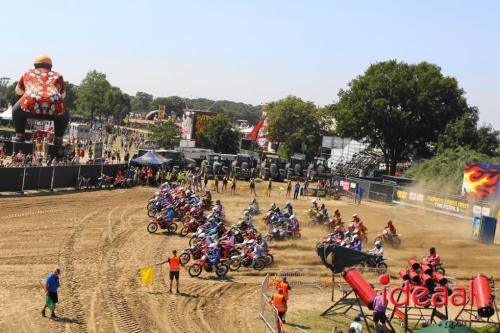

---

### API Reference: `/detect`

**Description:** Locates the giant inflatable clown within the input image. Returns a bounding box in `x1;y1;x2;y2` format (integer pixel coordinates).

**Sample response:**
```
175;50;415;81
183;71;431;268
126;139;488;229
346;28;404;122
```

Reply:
13;55;68;145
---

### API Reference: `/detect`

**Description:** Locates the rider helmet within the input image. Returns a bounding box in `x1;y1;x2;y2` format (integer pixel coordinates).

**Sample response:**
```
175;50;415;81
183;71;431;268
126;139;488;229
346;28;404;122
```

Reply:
375;240;382;248
199;233;206;238
167;205;173;210
286;201;291;207
208;243;217;249
352;213;359;218
388;220;393;225
289;214;295;220
334;226;341;233
430;247;436;254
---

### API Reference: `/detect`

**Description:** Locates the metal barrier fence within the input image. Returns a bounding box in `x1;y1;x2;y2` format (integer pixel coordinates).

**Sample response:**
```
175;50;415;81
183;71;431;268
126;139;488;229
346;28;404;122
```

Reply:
260;272;316;333
0;163;128;193
260;274;284;333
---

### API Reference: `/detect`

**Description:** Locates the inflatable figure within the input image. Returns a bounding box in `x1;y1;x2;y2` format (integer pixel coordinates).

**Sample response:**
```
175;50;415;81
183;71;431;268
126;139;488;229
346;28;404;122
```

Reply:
13;55;68;145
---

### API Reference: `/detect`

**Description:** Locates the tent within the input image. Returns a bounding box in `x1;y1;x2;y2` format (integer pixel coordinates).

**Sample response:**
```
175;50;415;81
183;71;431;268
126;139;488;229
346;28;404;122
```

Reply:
0;107;12;120
132;151;168;165
420;321;476;333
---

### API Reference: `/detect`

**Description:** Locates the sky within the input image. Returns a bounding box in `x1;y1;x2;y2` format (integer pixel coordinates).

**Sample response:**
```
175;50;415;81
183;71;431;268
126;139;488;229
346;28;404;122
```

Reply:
1;0;499;128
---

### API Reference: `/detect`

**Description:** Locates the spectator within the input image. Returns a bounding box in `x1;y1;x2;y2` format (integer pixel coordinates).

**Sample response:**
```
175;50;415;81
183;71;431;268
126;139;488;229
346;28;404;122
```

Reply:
293;181;300;200
350;315;363;333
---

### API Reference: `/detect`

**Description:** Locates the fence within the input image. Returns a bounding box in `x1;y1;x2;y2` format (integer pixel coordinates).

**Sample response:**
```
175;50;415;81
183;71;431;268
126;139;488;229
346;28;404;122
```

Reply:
260;271;318;333
0;163;128;193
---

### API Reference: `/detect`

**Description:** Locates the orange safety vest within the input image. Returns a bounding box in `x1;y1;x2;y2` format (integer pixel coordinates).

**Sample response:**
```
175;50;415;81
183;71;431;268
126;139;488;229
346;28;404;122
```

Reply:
169;256;180;272
271;293;287;312
276;282;290;300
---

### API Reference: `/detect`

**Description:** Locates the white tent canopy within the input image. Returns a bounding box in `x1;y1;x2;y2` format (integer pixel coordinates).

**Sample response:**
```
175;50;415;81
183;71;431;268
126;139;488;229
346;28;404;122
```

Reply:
0;107;12;120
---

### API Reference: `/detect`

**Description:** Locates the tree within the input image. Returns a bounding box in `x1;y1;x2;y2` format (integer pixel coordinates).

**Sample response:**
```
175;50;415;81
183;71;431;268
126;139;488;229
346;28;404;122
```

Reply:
198;114;241;153
2;81;19;106
150;96;185;117
76;70;111;126
332;60;477;174
64;81;78;112
131;91;153;112
266;96;331;159
151;121;181;149
475;125;500;157
103;86;131;122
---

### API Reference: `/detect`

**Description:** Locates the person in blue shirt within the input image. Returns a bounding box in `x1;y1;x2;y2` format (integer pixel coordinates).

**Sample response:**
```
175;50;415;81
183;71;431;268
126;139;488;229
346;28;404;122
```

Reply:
355;185;365;205
42;268;61;318
206;244;221;268
164;205;175;221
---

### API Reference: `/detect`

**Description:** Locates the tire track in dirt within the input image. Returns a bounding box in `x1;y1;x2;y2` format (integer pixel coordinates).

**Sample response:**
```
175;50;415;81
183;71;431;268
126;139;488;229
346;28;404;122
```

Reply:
57;210;100;333
100;205;144;333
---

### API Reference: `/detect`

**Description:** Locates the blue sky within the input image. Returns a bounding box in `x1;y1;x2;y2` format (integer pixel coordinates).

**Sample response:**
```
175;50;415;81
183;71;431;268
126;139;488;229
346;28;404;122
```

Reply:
1;0;499;127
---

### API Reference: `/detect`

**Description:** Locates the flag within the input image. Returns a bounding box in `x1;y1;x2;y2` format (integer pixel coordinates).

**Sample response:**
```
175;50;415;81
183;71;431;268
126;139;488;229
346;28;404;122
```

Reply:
140;266;153;286
264;188;269;196
239;186;247;191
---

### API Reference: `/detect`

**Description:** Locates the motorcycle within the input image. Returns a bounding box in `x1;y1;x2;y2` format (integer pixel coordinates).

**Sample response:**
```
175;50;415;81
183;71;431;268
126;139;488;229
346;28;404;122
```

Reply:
147;216;178;234
264;227;292;241
375;233;402;248
97;174;113;189
356;256;388;274
76;175;93;190
188;256;229;277
180;242;205;265
228;251;266;271
179;218;201;237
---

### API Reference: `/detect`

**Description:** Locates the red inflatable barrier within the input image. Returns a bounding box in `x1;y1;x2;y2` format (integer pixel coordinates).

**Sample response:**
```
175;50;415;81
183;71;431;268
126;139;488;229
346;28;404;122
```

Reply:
408;259;420;271
472;274;495;318
432;271;448;286
420;273;435;288
343;269;377;307
399;269;410;281
408;270;421;284
420;264;433;275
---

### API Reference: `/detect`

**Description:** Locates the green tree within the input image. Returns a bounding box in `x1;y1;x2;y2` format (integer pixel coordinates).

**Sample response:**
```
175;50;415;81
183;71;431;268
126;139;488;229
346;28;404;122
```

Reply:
475;125;500;157
151;121;181;149
104;86;131;122
198;114;242;153
150;96;185;117
266;96;330;159
64;81;78;112
332;60;477;174
3;81;18;106
76;70;111;126
131;91;153;112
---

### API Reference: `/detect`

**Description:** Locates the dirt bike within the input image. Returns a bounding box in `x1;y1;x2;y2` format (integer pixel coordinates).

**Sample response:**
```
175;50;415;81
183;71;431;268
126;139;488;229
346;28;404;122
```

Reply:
355;256;388;274
147;216;178;234
265;227;292;241
180;243;205;265
76;175;93;190
188;256;229;277
179;218;201;237
97;174;113;189
228;251;266;271
375;233;402;248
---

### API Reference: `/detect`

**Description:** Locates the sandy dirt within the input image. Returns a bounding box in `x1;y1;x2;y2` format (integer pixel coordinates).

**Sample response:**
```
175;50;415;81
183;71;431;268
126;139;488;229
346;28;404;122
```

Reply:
0;181;499;333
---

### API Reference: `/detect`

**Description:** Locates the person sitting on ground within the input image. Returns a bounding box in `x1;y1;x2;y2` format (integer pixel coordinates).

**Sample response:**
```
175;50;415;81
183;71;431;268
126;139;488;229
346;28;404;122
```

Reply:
13;55;68;145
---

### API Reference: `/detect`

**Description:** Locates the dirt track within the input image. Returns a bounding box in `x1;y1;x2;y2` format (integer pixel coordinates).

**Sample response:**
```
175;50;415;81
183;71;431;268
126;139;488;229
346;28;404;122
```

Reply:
0;183;499;332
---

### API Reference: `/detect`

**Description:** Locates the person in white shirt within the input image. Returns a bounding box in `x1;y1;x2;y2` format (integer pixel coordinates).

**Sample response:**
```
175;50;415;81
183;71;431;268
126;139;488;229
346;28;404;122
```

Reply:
350;315;363;333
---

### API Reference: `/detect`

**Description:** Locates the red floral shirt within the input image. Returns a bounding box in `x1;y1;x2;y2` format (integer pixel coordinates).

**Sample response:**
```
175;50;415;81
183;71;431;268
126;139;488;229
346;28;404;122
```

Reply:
17;68;65;115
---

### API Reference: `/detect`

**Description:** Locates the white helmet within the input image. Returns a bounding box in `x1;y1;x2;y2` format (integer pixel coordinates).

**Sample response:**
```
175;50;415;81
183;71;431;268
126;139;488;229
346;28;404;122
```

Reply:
352;213;359;218
312;199;317;204
208;243;217;249
375;240;382;247
199;233;206;238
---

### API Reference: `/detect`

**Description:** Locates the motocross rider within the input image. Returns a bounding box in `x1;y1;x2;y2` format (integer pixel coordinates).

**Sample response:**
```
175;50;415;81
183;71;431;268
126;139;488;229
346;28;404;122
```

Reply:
383;220;397;237
242;210;254;227
220;230;235;250
368;240;384;258
203;190;212;206
284;202;293;216
206;243;221;268
318;204;329;221
351;235;362;251
425;247;441;266
164;205;175;222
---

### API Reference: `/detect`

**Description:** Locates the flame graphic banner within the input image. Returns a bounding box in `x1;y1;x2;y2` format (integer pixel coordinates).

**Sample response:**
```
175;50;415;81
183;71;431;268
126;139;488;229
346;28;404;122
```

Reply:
462;161;500;201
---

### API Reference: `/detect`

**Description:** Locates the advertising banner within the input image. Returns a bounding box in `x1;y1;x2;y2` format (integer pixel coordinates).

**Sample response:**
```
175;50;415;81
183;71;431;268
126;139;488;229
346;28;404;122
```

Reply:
462;161;500;201
394;187;498;218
